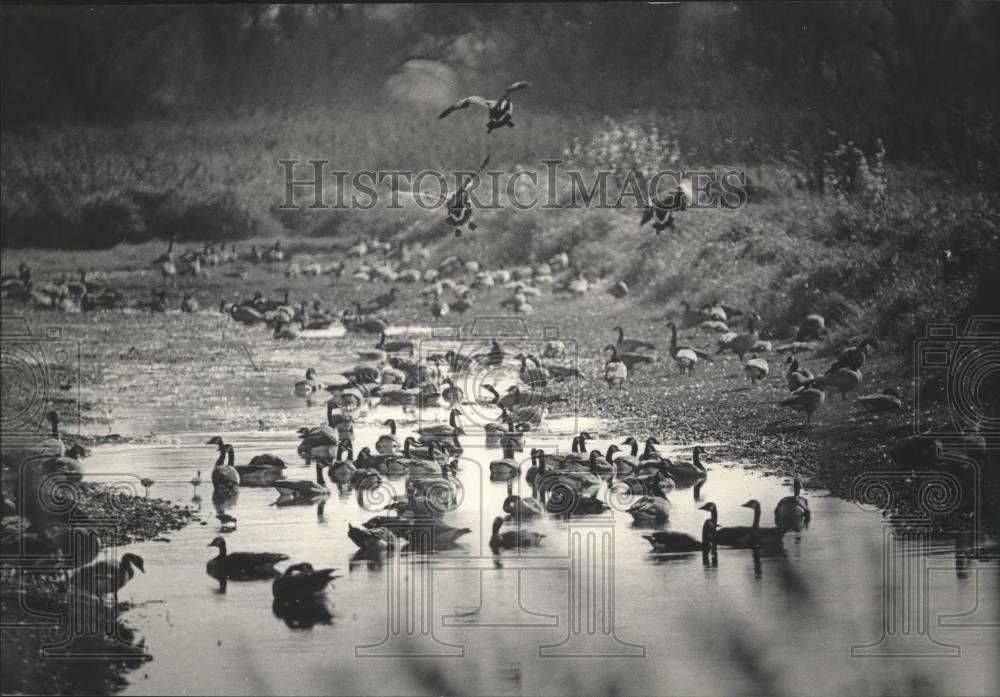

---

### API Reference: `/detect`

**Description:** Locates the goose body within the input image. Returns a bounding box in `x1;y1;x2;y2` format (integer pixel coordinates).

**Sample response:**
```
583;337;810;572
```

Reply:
208;440;240;491
376;419;402;454
439;81;531;133
785;357;815;391
737;499;786;551
207;537;288;578
664;446;708;483
744;355;769;385
489;516;545;553
627;495;672;522
69;553;144;596
490;442;521;479
272;563;340;602
779;383;826;425
827;339;876;373
236;453;288;487
604;347;628;389
613;326;657;353
273;462;329;502
347;523;404;554
774;479;811;532
815;368;862;400
643;520;715;553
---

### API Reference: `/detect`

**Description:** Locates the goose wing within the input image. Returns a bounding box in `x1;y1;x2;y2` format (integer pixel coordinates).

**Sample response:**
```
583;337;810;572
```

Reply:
503;81;532;97
439;96;495;119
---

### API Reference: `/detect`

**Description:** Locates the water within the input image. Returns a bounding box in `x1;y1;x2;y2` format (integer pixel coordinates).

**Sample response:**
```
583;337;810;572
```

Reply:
76;402;999;696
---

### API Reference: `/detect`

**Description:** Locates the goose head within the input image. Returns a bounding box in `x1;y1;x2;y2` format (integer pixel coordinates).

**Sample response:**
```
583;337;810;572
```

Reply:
207;537;227;554
206;436;226;450
121;553;145;576
740;499;762;511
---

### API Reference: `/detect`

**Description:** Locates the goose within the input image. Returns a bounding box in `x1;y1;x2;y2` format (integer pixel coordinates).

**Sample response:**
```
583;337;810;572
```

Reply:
351;446;405;475
613;326;657;353
490;516;545;553
296;417;339;464
587;449;615;474
206;537;288;577
666;322;713;373
743;355;769;385
518;354;550;389
376;331;413;354
207;438;240;491
604;347;628;389
274;318;302;340
639;178;692;232
814;368;862;401
503;484;544;519
190;470;202;489
482;384;543;411
230;304;264;325
295;368;323;396
325;442;358;478
826;339;877;373
738;499;786;551
785;356;815;391
604;344;655;372
796;314;827;341
440;379;464;405
778;381;826;426
439;81;531;133
273;461;329;502
643;519;715;553
180;293;199;313
415;408;464;438
217;513;237;531
236;450;288;487
608;281;629;298
626;473;673;522
361;516;471;550
531;450;601;492
774;479;811;531
347;523;405;554
698;502;756;548
607;442;640;474
272;563;340;602
716;315;759;361
636;436;667;465
857;388;902;411
449;290;474;314
418;430;464;457
376;419;402;454
490;441;521;479
362;289;403;313
400;438;445;467
69;553;145;596
660;446;707;484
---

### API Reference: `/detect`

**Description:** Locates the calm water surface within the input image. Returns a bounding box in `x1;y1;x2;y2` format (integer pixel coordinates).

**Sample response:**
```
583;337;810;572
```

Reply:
78;398;998;696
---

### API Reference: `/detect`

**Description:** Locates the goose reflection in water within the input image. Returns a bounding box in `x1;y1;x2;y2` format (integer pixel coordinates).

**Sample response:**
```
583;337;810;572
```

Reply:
272;597;334;629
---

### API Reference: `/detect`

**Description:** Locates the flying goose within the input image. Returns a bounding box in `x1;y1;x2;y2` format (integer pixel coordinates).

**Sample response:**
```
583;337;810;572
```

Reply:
439;81;532;133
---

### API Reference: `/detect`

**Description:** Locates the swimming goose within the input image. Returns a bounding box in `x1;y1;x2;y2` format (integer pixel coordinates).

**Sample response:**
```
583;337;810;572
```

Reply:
296;420;339;465
643;519;716;553
206;537;288;578
490;441;521;479
587;449;615;475
207;438;240;491
743;355;769;385
626;473;673;522
857;388;902;411
698;502;756;548
502;481;544;519
69;553;145;596
826;339;877;373
273;461;329;502
774;479;811;531
531;450;601;493
814;368;862;401
236;450;288;487
490;516;545;553
664;446;708;483
778;381;826;426
613;326;657;353
785;356;815;391
738;499;786;551
415;408;464;437
607;442;640;474
272;563;340;602
376;419;402;454
348;524;406;555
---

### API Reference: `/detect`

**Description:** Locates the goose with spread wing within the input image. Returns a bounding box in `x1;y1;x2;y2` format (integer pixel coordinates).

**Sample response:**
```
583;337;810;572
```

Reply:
439;81;531;133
